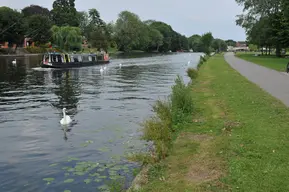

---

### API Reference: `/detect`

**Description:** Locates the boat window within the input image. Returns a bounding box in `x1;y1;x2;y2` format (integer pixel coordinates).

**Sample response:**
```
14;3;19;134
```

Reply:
88;56;92;61
44;55;49;62
73;56;79;62
82;55;89;62
78;55;82;62
91;56;96;61
55;55;62;63
97;55;103;61
64;54;69;63
52;55;57;62
70;56;74;62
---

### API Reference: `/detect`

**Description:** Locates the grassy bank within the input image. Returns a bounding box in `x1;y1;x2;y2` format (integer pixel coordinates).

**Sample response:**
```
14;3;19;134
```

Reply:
131;54;289;192
236;52;288;71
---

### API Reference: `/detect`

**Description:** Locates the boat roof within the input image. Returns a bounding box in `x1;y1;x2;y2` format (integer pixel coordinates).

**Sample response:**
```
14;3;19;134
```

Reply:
46;52;62;55
46;52;97;56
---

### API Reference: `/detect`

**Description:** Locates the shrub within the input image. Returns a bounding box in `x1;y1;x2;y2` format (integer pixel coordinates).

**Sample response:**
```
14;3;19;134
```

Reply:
25;47;46;53
141;76;194;162
142;99;172;160
171;75;194;126
187;68;198;80
197;55;210;69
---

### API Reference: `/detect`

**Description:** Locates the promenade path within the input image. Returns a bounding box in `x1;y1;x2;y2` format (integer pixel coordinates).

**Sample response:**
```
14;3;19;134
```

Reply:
224;52;289;107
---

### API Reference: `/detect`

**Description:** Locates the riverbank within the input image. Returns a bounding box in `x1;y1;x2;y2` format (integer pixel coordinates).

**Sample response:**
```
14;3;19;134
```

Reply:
236;52;288;71
130;54;289;191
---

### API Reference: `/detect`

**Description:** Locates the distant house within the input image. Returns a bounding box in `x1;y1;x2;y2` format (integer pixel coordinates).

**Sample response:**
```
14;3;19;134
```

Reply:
233;41;249;51
236;41;247;47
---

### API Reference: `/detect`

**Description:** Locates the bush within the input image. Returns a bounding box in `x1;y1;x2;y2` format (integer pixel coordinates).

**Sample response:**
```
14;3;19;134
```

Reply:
171;76;194;126
142;99;172;160
197;55;210;69
142;76;194;162
187;68;198;80
25;47;46;53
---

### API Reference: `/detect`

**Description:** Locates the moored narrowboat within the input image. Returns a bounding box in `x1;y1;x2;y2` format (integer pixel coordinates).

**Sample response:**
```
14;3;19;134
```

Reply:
41;52;110;68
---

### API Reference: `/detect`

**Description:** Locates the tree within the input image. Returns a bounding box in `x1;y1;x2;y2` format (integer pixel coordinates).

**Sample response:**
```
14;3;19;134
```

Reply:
51;0;79;27
114;11;144;52
248;44;258;51
0;7;26;45
234;0;285;56
200;32;214;54
188;34;203;52
212;39;227;52
147;28;163;51
149;21;174;52
24;15;52;44
77;11;89;35
51;25;82;51
225;39;236;47
22;5;50;18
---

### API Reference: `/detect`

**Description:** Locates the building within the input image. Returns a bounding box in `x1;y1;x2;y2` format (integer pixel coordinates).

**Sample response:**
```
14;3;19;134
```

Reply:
233;41;249;51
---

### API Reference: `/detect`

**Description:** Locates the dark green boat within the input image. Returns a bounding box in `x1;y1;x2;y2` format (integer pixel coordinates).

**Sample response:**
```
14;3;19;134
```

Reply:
41;52;110;68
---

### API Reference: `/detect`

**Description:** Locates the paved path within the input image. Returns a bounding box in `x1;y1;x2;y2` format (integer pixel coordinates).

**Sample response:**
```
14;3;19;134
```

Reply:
224;52;289;107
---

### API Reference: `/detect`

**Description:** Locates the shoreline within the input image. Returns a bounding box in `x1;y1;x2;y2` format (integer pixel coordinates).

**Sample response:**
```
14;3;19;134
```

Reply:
128;53;289;191
0;53;43;57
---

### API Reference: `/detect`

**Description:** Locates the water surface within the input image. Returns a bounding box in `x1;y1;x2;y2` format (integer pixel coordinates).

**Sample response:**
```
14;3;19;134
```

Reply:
0;52;201;191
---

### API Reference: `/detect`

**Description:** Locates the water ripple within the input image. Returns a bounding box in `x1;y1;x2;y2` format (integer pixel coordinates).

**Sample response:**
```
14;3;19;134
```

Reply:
0;52;201;191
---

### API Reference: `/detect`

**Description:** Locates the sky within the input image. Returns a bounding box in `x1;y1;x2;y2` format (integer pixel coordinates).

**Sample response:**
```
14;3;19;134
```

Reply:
1;0;246;41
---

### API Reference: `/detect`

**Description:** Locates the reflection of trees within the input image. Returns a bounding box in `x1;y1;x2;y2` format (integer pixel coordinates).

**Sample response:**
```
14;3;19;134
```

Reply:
0;60;27;95
50;70;81;116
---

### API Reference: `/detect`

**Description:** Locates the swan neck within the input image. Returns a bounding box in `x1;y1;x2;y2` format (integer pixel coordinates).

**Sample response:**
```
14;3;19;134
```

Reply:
63;110;66;117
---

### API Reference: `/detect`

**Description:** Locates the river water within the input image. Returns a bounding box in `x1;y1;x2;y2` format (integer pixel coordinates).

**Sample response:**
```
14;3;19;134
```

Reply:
0;52;201;192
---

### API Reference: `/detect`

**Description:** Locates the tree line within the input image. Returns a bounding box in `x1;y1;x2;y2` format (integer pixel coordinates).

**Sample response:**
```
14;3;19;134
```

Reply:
0;0;230;53
236;0;289;56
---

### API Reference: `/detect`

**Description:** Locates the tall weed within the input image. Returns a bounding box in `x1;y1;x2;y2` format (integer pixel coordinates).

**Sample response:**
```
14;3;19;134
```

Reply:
141;76;193;161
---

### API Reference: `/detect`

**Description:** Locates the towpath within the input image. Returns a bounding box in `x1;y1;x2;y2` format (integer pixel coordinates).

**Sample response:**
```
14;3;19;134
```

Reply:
224;52;289;107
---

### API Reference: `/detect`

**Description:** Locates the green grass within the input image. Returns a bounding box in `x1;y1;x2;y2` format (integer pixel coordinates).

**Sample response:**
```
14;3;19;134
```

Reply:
236;52;288;71
131;54;289;192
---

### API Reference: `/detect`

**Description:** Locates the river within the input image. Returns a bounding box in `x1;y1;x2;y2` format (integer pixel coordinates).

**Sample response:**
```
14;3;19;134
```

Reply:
0;52;201;192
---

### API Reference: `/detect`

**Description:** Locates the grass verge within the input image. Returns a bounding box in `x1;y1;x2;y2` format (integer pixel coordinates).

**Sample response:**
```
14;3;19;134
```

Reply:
236;52;288;71
129;53;289;192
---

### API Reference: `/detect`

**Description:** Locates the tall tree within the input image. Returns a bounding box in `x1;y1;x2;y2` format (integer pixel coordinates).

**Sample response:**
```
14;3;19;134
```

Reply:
25;15;52;44
51;0;79;27
114;11;144;52
51;25;82;51
22;5;50;18
200;32;214;54
212;38;227;52
188;34;203;52
225;39;236;47
0;7;26;44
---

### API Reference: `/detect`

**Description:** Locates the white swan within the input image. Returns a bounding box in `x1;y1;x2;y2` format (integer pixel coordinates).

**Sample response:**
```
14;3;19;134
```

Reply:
12;59;16;65
119;63;122;68
103;65;107;70
60;108;72;125
188;61;190;65
100;66;104;73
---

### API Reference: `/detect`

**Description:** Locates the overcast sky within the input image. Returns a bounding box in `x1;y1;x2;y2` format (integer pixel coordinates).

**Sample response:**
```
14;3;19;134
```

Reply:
1;0;246;41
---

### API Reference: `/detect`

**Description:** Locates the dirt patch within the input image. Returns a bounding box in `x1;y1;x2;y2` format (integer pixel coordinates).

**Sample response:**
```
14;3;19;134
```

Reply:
223;120;242;132
188;163;221;183
201;80;211;85
179;133;213;143
176;133;224;184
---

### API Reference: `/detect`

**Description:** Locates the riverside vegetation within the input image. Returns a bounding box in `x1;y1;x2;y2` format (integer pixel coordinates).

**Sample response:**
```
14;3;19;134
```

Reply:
0;1;229;55
129;53;289;191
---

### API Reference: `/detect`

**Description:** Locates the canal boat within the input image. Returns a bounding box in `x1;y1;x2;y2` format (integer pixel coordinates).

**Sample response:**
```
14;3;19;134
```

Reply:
41;52;110;68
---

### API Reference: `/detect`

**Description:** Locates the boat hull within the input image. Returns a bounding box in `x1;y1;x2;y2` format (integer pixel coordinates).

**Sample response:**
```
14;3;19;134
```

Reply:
41;60;110;68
